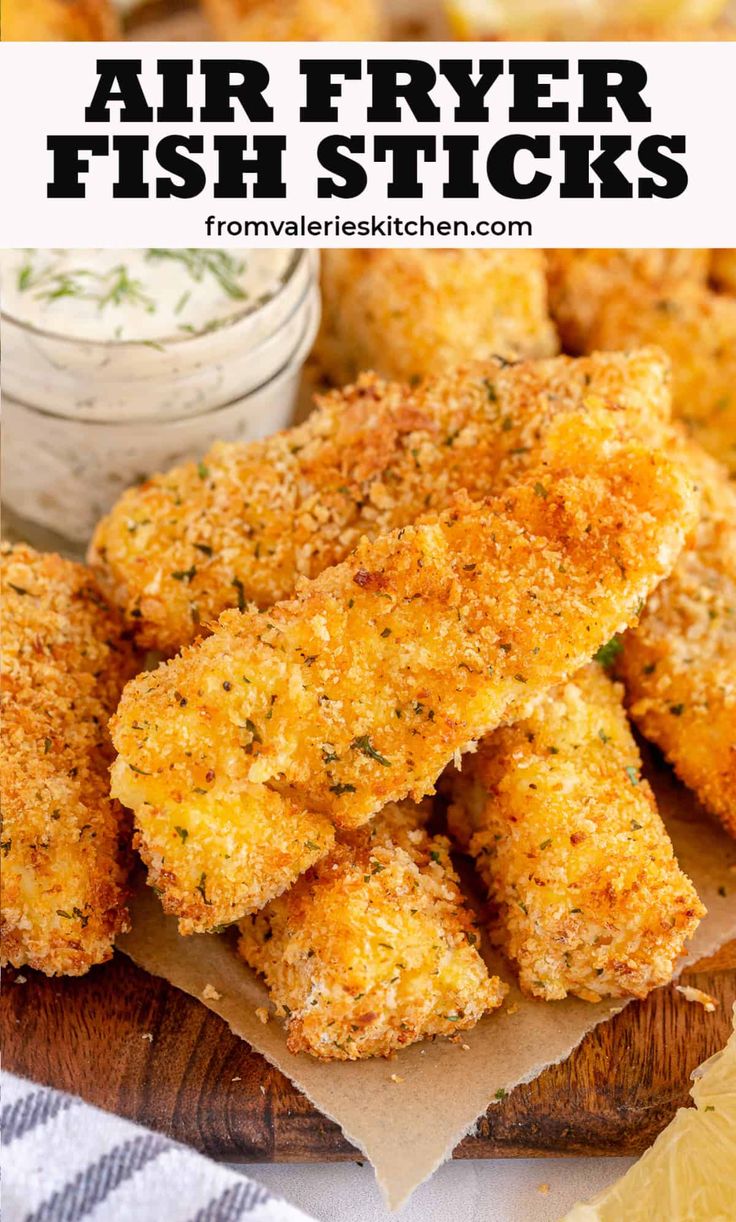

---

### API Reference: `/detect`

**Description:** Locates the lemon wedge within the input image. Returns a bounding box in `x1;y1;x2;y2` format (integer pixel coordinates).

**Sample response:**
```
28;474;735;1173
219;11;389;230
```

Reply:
563;1004;736;1221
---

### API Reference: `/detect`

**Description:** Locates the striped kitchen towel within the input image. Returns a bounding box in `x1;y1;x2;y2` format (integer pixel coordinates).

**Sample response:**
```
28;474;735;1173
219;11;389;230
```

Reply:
1;1072;314;1222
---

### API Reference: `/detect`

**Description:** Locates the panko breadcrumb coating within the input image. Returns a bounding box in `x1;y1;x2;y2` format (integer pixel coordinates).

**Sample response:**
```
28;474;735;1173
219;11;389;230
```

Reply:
239;801;506;1060
110;431;697;933
2;0;120;39
1;545;136;976
619;442;736;837
546;250;710;353
201;0;382;39
548;254;736;473
446;663;705;1002
711;250;736;295
90;348;673;654
314;249;558;387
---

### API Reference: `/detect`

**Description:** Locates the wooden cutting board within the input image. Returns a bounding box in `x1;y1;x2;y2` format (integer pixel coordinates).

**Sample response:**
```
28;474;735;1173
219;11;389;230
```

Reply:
2;942;734;1162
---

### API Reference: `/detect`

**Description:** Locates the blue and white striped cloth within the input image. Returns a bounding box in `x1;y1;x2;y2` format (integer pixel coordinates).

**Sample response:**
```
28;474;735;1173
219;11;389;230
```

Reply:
2;1073;314;1222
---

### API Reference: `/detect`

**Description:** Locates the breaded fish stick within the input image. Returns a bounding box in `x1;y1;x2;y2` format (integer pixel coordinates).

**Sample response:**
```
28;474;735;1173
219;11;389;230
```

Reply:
90;348;673;653
202;0;382;40
1;545;135;976
2;0;119;39
619;442;736;837
546;249;709;353
111;434;697;932
572;22;736;38
711;249;736;295
240;801;506;1060
445;0;731;39
548;255;736;473
314;249;558;387
446;664;705;1002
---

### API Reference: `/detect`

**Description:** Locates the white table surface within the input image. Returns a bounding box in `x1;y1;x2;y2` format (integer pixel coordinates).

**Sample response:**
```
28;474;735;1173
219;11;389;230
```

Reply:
234;1156;635;1221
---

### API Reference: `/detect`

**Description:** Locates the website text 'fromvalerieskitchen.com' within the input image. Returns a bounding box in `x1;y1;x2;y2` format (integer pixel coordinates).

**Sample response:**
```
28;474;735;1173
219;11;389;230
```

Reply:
203;214;534;241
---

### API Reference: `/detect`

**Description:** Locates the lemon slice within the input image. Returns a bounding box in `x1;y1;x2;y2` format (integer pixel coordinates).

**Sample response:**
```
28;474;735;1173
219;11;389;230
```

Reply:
445;0;728;38
563;1004;736;1221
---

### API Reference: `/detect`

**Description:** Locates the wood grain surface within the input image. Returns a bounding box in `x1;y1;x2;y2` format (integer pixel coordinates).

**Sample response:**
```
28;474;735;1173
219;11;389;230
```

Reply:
2;943;734;1162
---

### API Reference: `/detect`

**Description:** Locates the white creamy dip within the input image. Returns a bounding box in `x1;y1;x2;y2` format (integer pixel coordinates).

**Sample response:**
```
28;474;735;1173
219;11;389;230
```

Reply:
0;248;294;343
2;248;320;547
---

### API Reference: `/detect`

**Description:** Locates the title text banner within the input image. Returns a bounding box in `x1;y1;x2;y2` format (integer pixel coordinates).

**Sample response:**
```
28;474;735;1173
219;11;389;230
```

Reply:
0;41;733;247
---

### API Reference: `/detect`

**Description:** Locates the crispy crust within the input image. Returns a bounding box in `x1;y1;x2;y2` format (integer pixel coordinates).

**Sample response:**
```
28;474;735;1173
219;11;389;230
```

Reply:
239;801;506;1060
1;545;136;976
90;348;674;654
110;429;697;932
446;663;705;1002
552;20;735;39
2;0;120;40
314;249;558;387
445;0;732;40
201;0;382;39
546;250;710;353
547;253;736;474
711;249;736;295
619;442;736;836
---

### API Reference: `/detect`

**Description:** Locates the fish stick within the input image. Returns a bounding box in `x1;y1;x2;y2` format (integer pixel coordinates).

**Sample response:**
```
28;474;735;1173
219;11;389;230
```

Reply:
711;249;736;295
201;0;382;40
239;801;506;1059
618;441;736;837
546;249;710;354
445;0;731;39
548;254;736;473
446;663;705;1002
90;348;673;654
570;21;736;38
544;263;735;819
314;249;558;387
2;0;120;39
1;545;136;976
110;429;697;932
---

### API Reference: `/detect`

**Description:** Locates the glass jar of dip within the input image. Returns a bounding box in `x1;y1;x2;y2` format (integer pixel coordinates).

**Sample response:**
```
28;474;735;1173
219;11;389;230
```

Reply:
1;248;320;554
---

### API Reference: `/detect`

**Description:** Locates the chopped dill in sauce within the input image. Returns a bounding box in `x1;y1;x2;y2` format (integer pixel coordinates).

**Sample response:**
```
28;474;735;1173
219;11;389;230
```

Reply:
2;248;292;343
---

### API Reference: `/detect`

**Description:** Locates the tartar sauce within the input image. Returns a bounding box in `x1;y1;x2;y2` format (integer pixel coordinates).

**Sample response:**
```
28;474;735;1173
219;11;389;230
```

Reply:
2;248;320;548
0;248;293;343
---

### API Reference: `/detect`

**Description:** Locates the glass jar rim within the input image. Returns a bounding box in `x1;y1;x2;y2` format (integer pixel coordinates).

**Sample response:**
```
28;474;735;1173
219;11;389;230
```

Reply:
0;248;306;350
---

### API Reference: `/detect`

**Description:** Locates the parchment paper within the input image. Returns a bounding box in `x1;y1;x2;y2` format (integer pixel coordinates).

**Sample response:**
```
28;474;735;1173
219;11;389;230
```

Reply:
118;764;736;1211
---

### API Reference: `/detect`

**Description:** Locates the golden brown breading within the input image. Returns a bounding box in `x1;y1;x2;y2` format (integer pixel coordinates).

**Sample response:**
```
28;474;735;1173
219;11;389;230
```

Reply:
446;663;705;1003
547;254;736;473
239;801;506;1059
90;348;673;654
314;249;558;387
2;0;120;39
110;430;697;933
201;0;382;39
553;21;735;39
618;442;736;837
1;545;136;976
445;0;731;39
711;250;736;295
546;249;710;354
